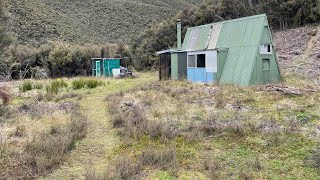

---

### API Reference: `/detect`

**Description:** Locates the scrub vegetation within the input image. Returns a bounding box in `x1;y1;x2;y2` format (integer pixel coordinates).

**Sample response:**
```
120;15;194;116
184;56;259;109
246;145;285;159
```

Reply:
7;0;201;45
0;73;157;179
0;78;90;178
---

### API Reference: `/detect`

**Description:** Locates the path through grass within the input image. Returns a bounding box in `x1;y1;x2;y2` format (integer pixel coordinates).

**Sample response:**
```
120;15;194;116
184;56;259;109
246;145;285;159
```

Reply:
43;73;157;179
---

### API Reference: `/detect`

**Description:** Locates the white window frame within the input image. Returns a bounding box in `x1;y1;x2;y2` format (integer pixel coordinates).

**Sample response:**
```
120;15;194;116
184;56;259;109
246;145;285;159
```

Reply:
187;51;206;68
187;55;197;68
260;44;272;54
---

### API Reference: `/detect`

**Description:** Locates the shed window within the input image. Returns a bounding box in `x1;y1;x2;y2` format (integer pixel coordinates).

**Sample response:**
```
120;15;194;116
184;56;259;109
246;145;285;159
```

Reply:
188;55;196;68
197;54;206;67
260;44;272;54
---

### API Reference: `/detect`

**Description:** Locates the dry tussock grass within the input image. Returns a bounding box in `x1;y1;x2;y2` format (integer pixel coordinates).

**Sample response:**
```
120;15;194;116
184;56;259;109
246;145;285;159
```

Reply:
102;80;320;178
0;86;11;106
0;102;88;179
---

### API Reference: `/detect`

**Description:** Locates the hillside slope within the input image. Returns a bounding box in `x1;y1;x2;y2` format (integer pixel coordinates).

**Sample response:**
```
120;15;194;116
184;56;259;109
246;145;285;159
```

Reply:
274;25;320;85
7;0;202;44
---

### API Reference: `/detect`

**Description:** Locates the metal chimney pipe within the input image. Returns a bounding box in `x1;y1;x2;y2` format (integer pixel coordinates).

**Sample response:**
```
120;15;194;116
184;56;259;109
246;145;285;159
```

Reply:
177;19;182;50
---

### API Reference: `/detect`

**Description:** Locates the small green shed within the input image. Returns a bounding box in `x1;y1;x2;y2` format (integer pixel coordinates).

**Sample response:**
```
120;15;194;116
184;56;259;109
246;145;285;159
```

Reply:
91;58;121;77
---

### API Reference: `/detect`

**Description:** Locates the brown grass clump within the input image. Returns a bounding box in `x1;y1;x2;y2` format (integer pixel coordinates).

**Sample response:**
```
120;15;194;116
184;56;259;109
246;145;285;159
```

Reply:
24;106;87;175
86;156;143;180
85;146;178;180
139;146;177;172
13;125;27;137
307;148;320;171
0;86;11;106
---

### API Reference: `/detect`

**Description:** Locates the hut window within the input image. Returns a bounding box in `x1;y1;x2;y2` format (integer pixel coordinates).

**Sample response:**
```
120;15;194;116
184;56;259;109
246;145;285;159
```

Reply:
197;54;206;68
260;44;272;54
188;55;196;68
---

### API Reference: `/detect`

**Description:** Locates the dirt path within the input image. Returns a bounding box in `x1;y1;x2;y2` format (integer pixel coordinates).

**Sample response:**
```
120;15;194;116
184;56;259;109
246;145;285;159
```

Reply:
42;74;156;179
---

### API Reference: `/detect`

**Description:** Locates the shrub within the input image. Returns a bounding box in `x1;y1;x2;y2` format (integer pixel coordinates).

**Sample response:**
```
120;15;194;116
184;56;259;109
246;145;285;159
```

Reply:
13;125;27;137
0;86;11;105
112;114;125;128
114;156;142;179
0;105;16;122
308;148;320;171
19;80;33;92
85;155;142;180
138;147;177;170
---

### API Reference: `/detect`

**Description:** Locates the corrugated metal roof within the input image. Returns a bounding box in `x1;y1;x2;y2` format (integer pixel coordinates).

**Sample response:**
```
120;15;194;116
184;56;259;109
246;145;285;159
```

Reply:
181;14;267;51
219;46;258;86
208;23;222;49
215;15;265;48
182;24;212;51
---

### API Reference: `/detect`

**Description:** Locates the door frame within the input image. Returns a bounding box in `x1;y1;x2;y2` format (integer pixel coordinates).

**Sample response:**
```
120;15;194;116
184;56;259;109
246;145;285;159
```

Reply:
96;61;101;77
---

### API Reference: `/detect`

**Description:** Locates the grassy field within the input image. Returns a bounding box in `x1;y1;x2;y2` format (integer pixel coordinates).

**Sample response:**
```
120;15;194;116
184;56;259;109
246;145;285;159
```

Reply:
0;71;319;179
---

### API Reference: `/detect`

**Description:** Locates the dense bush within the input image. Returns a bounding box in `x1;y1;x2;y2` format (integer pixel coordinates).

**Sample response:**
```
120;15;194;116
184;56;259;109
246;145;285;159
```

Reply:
0;42;131;79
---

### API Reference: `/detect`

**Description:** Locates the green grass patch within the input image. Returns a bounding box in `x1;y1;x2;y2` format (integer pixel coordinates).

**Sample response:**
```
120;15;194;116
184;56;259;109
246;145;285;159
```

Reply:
19;80;33;92
72;78;104;90
46;78;68;95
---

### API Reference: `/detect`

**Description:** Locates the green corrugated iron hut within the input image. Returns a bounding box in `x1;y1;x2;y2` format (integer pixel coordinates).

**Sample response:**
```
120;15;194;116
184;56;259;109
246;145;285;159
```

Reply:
91;58;121;77
158;14;281;86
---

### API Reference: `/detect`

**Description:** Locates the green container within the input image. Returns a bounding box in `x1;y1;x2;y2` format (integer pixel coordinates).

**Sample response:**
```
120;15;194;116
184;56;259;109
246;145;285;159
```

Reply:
103;59;120;77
